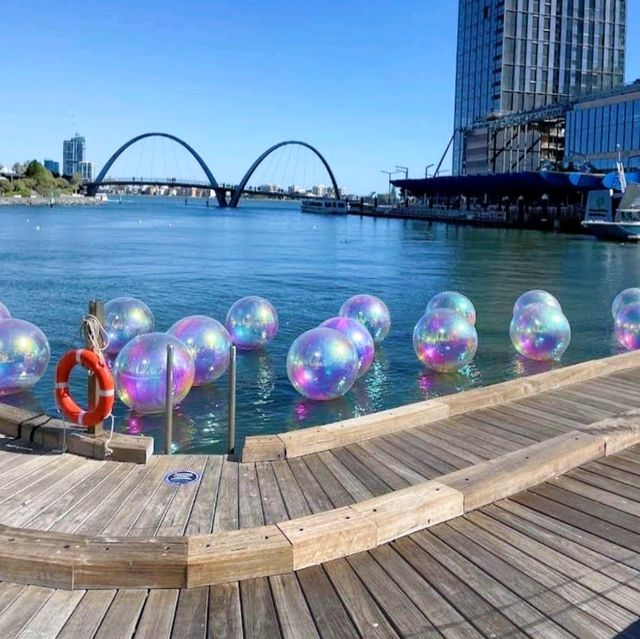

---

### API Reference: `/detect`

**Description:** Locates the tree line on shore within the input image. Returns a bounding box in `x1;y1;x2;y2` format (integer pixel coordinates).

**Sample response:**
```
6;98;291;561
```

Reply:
0;160;80;198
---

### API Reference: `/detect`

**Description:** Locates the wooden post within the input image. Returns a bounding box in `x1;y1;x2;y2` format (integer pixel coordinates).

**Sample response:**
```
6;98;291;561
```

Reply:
86;300;105;437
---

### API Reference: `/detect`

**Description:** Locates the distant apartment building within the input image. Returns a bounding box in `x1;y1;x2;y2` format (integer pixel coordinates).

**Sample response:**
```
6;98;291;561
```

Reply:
43;159;60;175
453;0;626;175
312;184;329;196
62;134;86;176
78;161;94;182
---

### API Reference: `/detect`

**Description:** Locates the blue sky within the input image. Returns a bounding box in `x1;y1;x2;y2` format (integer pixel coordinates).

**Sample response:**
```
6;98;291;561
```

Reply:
2;1;639;193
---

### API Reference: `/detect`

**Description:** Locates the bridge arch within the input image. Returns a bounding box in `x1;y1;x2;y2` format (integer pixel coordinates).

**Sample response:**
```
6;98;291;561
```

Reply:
229;141;340;208
89;132;223;203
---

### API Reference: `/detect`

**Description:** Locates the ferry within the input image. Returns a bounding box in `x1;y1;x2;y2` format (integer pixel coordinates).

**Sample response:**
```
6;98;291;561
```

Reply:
582;155;640;241
583;183;640;241
300;198;348;214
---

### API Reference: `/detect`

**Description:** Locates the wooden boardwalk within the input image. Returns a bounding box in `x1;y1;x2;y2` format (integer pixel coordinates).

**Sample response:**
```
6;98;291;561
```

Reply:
0;364;639;636
2;366;639;539
0;444;637;637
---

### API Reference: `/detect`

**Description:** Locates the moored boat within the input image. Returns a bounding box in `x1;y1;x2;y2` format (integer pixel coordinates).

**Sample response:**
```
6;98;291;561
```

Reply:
300;198;347;214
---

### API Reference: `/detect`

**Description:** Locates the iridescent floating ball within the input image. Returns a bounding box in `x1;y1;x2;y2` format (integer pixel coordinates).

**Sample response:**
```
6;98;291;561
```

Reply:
339;294;391;345
168;315;232;386
513;290;562;317
0;302;10;320
510;303;571;361
0;319;50;396
320;316;375;378
413;309;478;373
225;296;278;351
426;291;476;326
614;302;640;350
611;288;640;320
104;297;154;355
286;327;359;400
113;333;195;414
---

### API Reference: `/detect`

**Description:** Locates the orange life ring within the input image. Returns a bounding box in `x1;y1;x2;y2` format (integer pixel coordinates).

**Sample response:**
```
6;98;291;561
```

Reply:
55;349;114;427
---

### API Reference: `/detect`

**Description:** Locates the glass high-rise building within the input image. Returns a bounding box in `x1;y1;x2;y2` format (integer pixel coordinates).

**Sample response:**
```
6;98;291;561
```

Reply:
453;0;626;175
62;134;86;177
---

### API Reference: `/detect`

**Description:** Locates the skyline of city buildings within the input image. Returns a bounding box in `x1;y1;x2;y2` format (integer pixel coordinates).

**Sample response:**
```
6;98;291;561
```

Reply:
43;159;60;175
453;0;627;175
62;134;87;177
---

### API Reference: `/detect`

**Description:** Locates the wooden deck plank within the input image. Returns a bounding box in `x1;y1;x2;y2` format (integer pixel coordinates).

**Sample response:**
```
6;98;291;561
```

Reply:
92;590;147;639
408;532;574;639
483;502;640;593
208;459;242;639
331;448;396;496
184;455;224;535
375;541;522;639
412;424;492;462
56;591;117;639
364;437;447;480
316;452;373;502
287;457;337;511
452;415;532;451
26;462;124;532
0;586;54;639
449;516;636;633
430;523;616;639
389;428;475;470
237;463;282;639
299;455;358;508
58;459;157;535
466;509;640;616
99;456;178;536
134;589;179;639
169;587;207;639
15;589;84;639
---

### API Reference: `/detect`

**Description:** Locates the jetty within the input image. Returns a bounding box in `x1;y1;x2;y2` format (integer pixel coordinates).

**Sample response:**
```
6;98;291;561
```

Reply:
0;351;639;637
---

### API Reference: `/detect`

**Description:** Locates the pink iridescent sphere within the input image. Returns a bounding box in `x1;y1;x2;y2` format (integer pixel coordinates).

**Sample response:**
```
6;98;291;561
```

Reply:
0;319;50;396
426;291;476;326
114;333;195;414
104;297;154;354
0;302;10;320
413;309;478;373
287;327;359;400
225;296;278;351
615;302;640;350
320;316;375;378
510;303;571;361
339;294;391;345
168;315;232;386
611;288;640;320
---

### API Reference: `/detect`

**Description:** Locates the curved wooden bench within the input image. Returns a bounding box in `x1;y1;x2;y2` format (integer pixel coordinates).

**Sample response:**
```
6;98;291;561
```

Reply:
1;412;638;590
242;350;640;462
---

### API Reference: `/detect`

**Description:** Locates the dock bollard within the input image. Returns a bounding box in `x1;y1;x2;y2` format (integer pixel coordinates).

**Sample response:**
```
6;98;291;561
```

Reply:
227;345;237;456
165;344;174;455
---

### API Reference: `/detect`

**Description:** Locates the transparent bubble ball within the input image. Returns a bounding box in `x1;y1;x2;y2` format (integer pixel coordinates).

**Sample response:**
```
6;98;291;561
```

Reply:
339;294;391;345
413;309;478;373
0;319;50;396
104;297;154;355
225;296;278;351
0;302;10;320
426;291;476;326
113;332;195;414
611;288;640;321
615;302;640;350
168;315;232;386
513;290;562;317
320;316;375;378
287;327;359;400
510;303;571;361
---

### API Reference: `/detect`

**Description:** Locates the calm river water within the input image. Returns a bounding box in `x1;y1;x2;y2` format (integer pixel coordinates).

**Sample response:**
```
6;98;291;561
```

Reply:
0;197;637;453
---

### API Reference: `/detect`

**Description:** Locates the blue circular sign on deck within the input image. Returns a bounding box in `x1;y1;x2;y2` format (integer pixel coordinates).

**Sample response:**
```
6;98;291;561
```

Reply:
164;470;201;486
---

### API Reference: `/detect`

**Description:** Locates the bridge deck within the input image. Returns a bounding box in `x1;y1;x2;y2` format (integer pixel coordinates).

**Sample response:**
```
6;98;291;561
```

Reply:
0;365;638;636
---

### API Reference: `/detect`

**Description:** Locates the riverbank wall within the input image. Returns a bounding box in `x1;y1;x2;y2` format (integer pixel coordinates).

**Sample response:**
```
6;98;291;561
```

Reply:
0;195;104;207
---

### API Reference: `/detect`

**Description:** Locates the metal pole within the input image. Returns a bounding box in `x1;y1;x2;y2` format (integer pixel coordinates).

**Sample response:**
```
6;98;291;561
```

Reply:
227;345;237;456
165;344;174;455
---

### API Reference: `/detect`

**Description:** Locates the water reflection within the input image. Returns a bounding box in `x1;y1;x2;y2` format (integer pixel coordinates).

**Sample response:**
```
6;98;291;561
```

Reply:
417;362;481;399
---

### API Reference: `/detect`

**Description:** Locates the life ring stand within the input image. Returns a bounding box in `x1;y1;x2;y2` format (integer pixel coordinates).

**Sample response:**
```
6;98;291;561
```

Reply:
55;349;115;428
